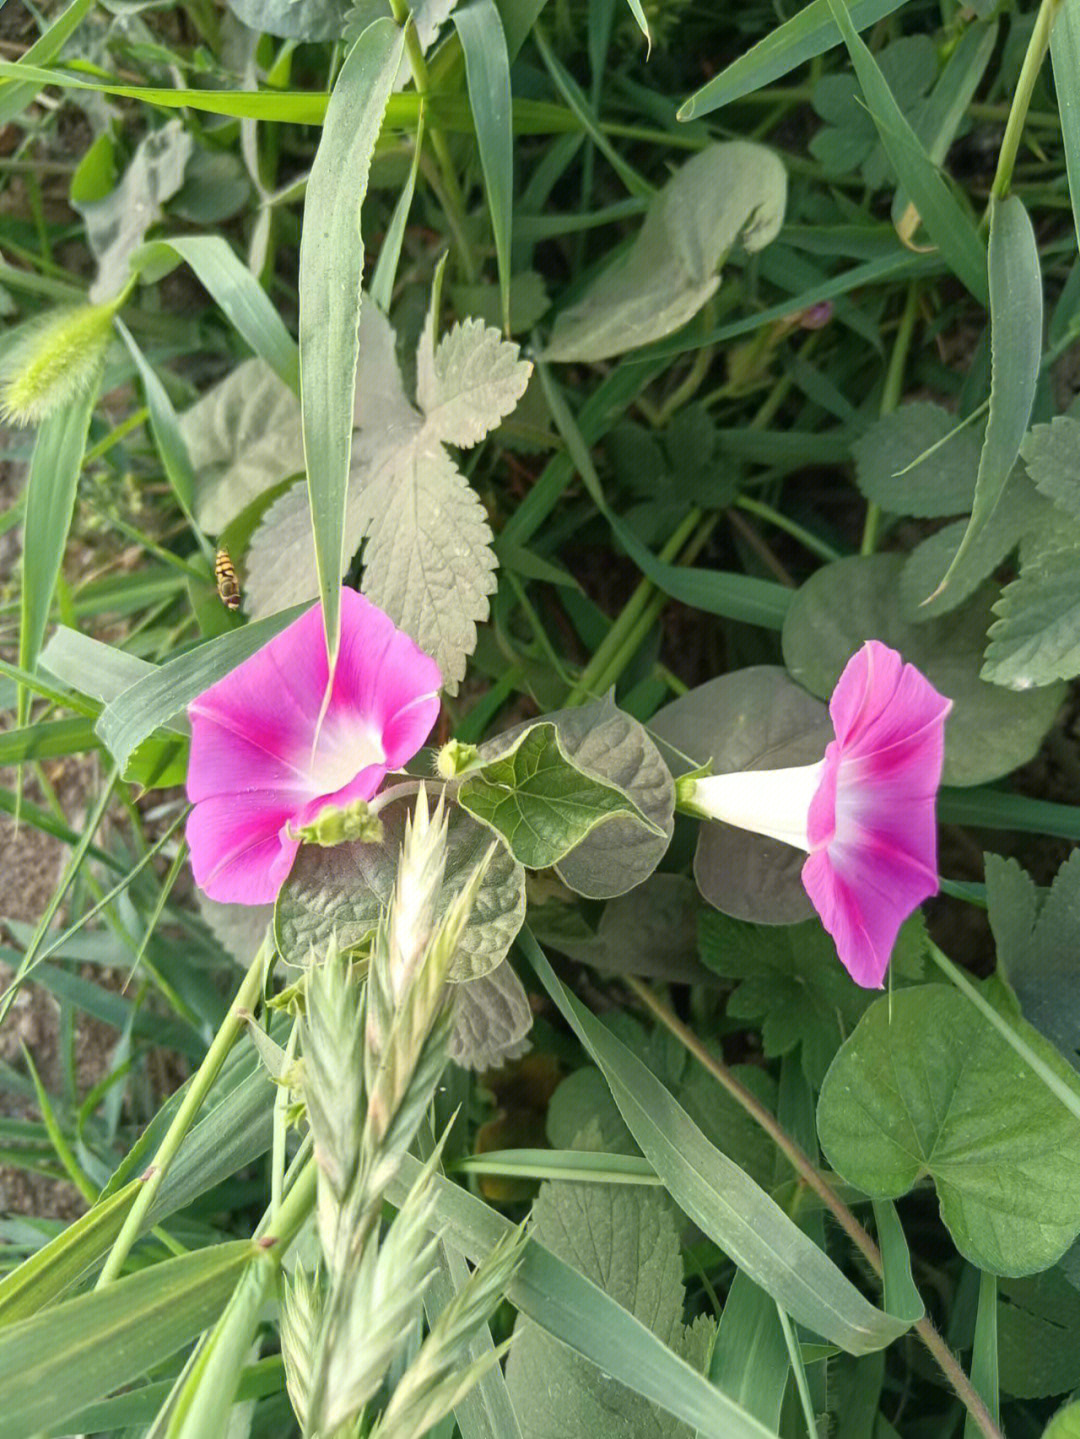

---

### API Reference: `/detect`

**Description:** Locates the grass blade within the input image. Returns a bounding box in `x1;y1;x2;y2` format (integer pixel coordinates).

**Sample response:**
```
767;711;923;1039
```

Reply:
708;1271;790;1429
965;1270;1000;1439
931;196;1041;598
17;383;98;730
678;0;908;118
454;0;515;333
298;18;405;669
1052;0;1080;255
822;0;988;305
0;0;94;125
521;929;919;1355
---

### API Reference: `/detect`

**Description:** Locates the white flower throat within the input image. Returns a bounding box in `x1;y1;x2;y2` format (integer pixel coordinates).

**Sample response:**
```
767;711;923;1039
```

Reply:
691;760;826;853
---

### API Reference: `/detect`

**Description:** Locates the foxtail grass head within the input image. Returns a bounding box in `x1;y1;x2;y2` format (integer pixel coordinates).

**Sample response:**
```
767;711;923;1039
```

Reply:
1;303;117;426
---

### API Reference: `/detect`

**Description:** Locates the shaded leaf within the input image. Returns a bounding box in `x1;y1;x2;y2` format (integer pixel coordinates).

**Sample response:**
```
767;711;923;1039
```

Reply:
984;547;1080;688
1020;415;1080;518
852;402;980;518
449;961;533;1071
998;1269;1080;1399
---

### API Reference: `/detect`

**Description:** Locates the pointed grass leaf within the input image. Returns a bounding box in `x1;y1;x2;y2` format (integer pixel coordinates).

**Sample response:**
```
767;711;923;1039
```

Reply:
131;237;298;393
522;930;921;1353
96;603;310;774
781;553;1064;786
298;18;405;668
544;142;786;362
17;384;98;730
817;985;1080;1275
821;0;988;303
935;196;1043;596
650;668;828;923
0;0;94;127
0;1241;256;1439
385;1153;776;1439
677;0;908;118
708;1272;790;1428
505;1167;713;1436
275;799;525;982
1051;0;1080;264
453;0;514;333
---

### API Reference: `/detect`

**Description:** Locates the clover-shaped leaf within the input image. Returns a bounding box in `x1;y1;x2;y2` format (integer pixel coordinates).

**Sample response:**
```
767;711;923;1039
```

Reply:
274;799;525;984
818;985;1080;1275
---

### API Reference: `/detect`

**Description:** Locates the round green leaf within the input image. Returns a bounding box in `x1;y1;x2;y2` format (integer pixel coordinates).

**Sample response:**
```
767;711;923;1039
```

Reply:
651;668;831;923
817;985;1080;1276
781;553;1064;785
274;799;525;982
852;401;980;518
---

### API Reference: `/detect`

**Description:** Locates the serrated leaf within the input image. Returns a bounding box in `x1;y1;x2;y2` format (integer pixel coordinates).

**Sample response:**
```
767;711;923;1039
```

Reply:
505;1149;713;1438
817;984;1080;1275
418;318;532;447
181;360;304;534
1020;415;1080;518
851;402;980;517
782;553;1064;786
74;118;193;302
545;142;786;363
983;547;1080;688
998;1269;1080;1398
275;799;525;982
650;668;830;923
449;960;533;1071
700;910;927;1088
459;722;660;871
988;850;1080;1066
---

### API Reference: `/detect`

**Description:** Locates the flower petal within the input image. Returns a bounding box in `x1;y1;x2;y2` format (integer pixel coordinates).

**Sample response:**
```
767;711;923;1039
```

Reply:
187;793;299;905
828;639;952;762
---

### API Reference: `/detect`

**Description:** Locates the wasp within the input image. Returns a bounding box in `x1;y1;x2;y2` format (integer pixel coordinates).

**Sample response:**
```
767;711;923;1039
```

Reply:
215;547;241;611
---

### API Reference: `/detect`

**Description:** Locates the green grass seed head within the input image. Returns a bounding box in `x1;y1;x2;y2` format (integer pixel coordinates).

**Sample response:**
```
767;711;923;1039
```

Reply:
1;302;116;426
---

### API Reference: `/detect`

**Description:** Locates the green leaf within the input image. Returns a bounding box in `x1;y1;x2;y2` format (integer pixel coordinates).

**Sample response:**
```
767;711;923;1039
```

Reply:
298;17;404;667
545;142;786;363
96;603;309;774
448;960;534;1071
1020;415;1080;517
386;1153;775;1439
460;722;652;870
987;850;1080;1066
1051;0;1080;267
936;196;1043;596
275;799;525;984
998;1269;1080;1398
821;0;988;304
650;667;829;924
967;1270;1000;1439
781;553;1065;786
454;0;514;334
522;930;922;1354
851;402;980;517
817;985;1080;1275
505;1152;713;1437
699;910;928;1089
0;1241;255;1439
131;237;299;393
227;0;351;39
677;0;908;118
463;698;673;894
1045;1402;1080;1439
16;384;98;732
983;547;1080;688
709;1272;789;1428
0;0;94;127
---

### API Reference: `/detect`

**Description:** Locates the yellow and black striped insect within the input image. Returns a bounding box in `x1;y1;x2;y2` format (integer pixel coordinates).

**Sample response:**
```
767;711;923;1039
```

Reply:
215;547;241;611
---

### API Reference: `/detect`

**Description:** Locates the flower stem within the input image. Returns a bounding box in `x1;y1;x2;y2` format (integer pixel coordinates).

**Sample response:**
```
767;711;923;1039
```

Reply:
990;0;1064;202
861;282;920;556
387;0;478;282
96;938;272;1288
623;977;1004;1439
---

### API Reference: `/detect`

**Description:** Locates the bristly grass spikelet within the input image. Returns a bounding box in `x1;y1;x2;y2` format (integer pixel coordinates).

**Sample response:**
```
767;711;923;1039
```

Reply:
369;1225;529;1439
279;1264;323;1435
0;302;119;426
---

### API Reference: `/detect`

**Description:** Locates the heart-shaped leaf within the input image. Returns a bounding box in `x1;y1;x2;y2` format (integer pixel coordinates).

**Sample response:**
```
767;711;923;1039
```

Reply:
449;961;534;1071
274;799;525;983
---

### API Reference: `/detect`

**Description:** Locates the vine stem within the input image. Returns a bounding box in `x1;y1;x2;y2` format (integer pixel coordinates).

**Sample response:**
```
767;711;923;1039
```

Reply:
95;938;273;1288
623;977;1004;1439
991;0;1064;201
386;0;478;282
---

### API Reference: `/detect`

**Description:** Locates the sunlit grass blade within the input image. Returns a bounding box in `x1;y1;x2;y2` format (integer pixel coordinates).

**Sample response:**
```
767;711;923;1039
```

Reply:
370;110;425;313
678;0;908;118
454;0;515;333
0;1241;255;1439
521;929;920;1355
298;18;405;669
130;237;299;393
0;0;93;125
931;196;1041;598
386;1154;775;1439
822;0;988;305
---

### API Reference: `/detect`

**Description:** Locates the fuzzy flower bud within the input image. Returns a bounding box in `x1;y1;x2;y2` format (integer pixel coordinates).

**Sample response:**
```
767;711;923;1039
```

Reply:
386;785;448;1003
1;302;117;426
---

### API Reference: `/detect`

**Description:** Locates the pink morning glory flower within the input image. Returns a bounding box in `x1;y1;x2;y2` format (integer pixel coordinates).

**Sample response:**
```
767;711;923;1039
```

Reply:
685;641;952;988
186;588;441;905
